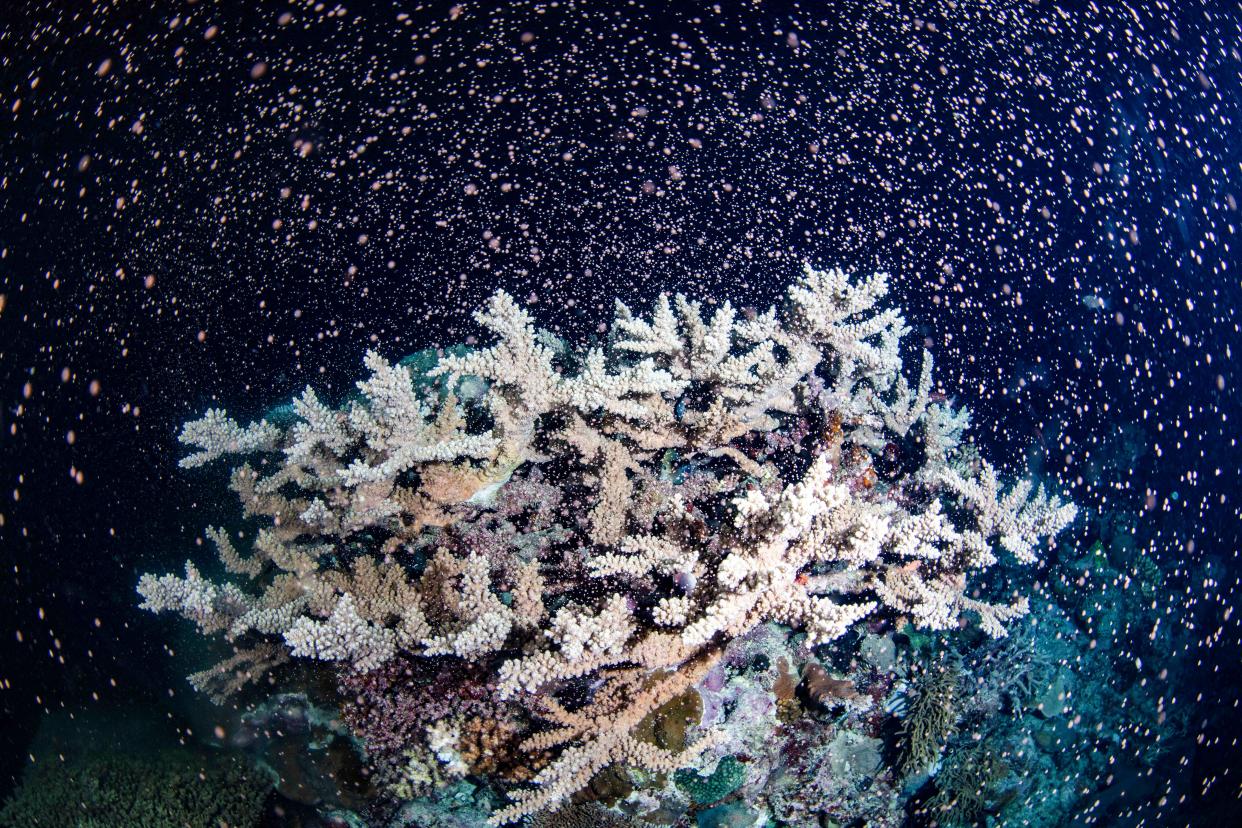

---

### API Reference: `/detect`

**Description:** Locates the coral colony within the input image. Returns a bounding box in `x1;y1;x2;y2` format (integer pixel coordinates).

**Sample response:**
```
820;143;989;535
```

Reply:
138;265;1076;824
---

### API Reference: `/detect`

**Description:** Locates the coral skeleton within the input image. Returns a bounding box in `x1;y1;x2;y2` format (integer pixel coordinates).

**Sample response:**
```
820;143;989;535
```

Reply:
138;264;1077;822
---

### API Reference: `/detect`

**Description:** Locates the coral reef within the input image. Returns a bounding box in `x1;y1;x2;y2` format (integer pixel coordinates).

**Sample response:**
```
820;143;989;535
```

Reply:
896;656;961;777
230;692;374;813
528;802;643;828
138;265;1076;823
0;750;271;828
674;755;747;806
926;744;1008;826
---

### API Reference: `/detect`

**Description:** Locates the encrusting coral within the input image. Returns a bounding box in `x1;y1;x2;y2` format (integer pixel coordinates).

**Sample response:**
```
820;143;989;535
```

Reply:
138;264;1077;823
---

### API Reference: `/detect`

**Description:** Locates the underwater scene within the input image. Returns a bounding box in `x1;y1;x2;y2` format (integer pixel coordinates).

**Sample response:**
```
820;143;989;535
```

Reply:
1;1;1240;827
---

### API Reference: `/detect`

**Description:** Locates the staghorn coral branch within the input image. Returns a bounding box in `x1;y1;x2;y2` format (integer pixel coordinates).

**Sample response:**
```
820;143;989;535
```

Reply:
178;409;280;469
940;460;1078;564
489;651;722;825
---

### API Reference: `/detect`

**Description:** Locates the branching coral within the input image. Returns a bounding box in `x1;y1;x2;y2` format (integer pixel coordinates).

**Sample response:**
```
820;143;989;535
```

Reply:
927;743;1009;825
897;656;961;776
138;264;1076;822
